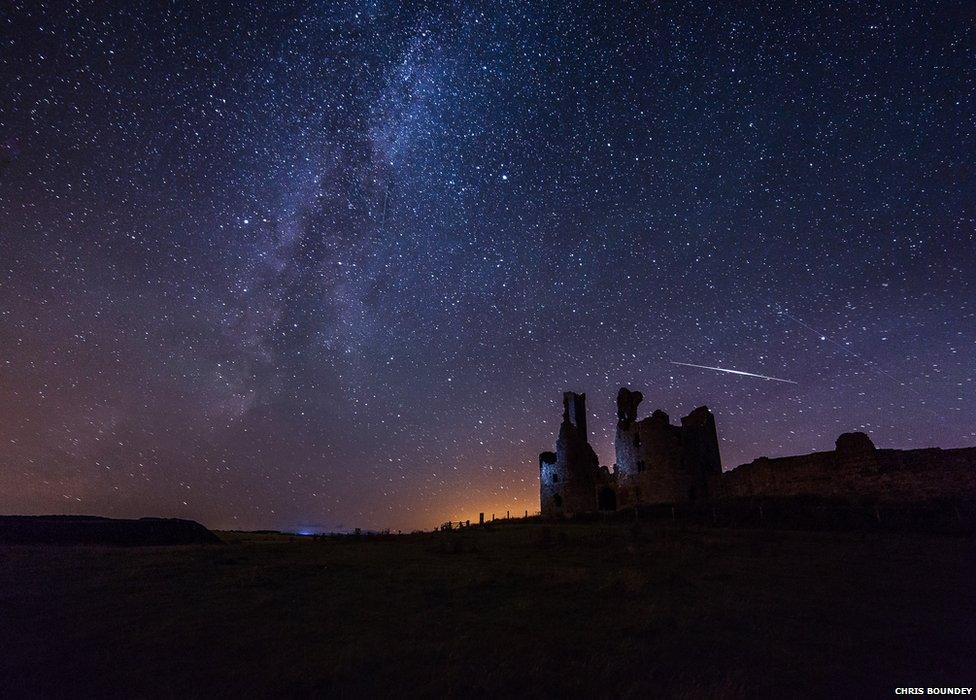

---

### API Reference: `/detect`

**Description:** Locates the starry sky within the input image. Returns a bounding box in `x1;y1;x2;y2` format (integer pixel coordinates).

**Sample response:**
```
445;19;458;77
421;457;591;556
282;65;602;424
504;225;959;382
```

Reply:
1;1;974;532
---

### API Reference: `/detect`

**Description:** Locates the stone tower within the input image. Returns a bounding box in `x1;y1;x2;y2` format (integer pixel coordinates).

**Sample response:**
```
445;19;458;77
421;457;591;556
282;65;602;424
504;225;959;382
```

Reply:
562;391;588;441
614;387;722;506
539;392;603;516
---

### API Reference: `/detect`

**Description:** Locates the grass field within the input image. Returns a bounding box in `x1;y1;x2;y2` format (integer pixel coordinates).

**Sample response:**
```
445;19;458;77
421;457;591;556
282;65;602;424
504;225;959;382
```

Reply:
1;521;973;698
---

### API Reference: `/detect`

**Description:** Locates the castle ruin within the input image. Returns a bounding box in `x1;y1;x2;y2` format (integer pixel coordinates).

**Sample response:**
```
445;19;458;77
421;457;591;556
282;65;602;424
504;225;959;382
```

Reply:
539;388;976;517
614;387;722;508
539;392;611;517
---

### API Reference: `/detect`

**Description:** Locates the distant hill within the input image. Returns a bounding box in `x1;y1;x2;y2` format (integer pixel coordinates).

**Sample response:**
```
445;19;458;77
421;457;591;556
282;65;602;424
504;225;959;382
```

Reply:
0;515;222;546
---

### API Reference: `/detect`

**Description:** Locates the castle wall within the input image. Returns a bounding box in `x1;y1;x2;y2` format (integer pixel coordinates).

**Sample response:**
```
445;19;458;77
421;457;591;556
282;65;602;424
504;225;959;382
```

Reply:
616;411;687;505
539;452;560;516
680;406;723;496
717;433;976;502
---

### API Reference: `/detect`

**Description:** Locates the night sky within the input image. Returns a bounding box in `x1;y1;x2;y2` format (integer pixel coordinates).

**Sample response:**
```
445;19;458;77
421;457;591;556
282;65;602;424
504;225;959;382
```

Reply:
2;1;974;532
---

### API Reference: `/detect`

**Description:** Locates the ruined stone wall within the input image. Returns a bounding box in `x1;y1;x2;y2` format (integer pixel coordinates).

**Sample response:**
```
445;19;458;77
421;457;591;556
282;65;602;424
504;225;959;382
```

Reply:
717;433;976;502
616;411;688;505
680;406;723;499
539;451;560;517
563;391;588;441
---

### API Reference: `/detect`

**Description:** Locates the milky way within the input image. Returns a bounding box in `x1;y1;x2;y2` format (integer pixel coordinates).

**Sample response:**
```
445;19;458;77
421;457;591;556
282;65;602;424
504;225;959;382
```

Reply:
1;1;974;530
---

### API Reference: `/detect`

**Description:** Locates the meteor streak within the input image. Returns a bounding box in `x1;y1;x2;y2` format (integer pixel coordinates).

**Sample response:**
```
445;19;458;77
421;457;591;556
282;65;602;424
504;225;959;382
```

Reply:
671;362;798;384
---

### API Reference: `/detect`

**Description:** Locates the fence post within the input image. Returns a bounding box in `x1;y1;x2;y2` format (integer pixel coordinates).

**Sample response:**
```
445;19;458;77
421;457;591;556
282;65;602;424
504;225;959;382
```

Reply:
479;513;484;525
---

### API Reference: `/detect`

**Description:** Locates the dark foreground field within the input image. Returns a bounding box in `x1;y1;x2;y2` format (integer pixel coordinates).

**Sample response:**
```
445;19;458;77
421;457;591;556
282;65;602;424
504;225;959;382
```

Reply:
1;522;973;698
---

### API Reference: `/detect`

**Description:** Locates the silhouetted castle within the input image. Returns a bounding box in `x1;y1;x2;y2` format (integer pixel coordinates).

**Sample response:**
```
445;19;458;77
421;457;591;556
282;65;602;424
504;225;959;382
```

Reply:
539;389;976;517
